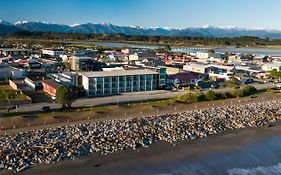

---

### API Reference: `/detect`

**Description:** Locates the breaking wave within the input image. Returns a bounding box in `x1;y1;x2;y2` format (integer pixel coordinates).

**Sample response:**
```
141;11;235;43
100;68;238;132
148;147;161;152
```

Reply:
227;163;281;175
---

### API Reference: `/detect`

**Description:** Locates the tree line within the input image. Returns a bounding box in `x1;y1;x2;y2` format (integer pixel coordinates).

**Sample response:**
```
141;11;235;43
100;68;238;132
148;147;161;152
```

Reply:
2;31;281;47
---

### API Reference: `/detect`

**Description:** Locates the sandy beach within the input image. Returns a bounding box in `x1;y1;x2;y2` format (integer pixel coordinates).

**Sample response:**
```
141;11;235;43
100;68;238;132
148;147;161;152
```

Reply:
2;120;281;175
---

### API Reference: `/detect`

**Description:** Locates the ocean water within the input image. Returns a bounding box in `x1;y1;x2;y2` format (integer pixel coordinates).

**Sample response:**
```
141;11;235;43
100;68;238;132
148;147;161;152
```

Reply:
155;136;281;175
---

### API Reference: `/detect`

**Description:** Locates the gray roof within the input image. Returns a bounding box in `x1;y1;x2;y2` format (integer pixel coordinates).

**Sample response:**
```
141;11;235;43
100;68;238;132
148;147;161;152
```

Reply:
80;69;158;78
0;48;30;52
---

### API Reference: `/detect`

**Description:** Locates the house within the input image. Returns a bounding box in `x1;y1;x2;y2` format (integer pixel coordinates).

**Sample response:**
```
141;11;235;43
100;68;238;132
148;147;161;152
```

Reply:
167;72;198;85
128;50;159;61
42;79;62;98
195;52;209;59
208;65;236;80
261;62;281;72
106;51;125;62
183;63;210;74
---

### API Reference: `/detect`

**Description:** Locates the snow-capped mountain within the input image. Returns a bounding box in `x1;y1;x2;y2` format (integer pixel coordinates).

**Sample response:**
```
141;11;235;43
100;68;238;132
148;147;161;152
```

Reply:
0;20;13;26
1;20;281;39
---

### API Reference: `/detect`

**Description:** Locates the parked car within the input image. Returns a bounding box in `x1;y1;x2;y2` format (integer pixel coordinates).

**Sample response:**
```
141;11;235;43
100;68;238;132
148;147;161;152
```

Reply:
42;106;51;112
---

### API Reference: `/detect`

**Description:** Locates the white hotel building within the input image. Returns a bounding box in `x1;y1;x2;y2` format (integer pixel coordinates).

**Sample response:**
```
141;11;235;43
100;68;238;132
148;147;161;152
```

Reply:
80;69;166;96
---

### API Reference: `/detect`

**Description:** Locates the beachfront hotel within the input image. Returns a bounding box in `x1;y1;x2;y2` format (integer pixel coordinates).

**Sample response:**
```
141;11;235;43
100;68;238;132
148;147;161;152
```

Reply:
80;68;166;96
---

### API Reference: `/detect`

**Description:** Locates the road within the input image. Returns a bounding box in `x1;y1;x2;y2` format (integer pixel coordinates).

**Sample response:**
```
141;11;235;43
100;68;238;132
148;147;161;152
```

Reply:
0;82;275;115
0;90;183;114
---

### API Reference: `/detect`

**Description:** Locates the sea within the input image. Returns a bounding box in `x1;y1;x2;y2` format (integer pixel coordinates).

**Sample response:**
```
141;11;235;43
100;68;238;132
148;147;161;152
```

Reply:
149;136;281;175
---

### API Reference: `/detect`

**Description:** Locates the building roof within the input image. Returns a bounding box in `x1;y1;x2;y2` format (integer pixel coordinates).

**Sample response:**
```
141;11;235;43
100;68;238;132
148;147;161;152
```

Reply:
0;48;30;52
262;62;281;67
80;69;158;78
42;79;62;88
71;56;94;60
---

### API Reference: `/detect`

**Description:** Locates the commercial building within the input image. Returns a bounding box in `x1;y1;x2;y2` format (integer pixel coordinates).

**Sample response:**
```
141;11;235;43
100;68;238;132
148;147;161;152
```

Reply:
0;66;26;80
47;72;77;87
0;48;30;59
42;49;64;58
42;79;62;98
80;69;166;96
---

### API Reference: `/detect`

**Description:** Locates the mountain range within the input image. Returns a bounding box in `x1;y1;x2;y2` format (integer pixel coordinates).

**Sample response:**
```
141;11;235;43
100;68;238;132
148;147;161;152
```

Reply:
1;20;281;39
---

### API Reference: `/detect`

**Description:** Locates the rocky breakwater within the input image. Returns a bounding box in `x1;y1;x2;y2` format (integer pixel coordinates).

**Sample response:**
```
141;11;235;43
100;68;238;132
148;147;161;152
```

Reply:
1;101;281;173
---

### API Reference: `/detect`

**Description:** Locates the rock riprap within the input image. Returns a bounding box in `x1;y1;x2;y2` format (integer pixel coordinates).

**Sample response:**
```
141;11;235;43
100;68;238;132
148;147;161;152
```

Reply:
1;101;281;173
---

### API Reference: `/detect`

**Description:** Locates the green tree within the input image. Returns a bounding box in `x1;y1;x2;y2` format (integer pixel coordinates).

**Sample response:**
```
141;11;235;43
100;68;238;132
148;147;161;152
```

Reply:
56;86;76;108
225;77;240;88
269;69;281;79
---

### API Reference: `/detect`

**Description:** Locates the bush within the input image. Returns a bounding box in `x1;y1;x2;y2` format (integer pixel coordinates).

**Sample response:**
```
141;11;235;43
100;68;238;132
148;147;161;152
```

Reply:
205;90;217;101
224;92;234;98
241;85;257;96
176;93;197;103
231;89;244;98
225;77;240;87
196;93;206;102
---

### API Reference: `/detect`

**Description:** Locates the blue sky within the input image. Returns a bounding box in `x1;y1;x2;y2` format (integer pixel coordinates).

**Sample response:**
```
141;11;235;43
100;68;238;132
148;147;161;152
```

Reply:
1;0;281;29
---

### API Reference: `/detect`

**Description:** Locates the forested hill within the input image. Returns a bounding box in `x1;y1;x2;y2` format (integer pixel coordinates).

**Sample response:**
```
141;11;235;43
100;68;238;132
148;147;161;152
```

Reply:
3;31;281;47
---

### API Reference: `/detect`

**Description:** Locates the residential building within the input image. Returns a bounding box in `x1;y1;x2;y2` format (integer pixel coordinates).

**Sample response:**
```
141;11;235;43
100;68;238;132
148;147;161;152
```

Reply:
195;52;209;59
262;62;281;72
70;56;94;71
80;69;165;96
128;50;158;61
183;63;210;74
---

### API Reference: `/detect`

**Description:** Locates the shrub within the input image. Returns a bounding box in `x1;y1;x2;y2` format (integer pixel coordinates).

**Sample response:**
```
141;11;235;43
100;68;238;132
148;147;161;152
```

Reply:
231;89;244;98
196;93;206;102
225;77;240;87
241;85;257;96
205;90;217;101
224;92;234;98
176;93;196;103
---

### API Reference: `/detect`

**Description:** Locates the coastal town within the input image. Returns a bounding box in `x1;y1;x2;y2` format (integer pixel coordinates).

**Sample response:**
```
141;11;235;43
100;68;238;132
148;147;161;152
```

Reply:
1;42;281;111
1;40;281;173
2;0;281;174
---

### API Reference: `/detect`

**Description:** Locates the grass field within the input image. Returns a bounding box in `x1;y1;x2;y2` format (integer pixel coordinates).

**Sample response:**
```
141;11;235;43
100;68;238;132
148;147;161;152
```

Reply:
0;86;28;101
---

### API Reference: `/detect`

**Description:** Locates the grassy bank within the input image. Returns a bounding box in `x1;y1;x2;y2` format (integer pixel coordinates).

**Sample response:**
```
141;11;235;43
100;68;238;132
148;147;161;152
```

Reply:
175;85;258;104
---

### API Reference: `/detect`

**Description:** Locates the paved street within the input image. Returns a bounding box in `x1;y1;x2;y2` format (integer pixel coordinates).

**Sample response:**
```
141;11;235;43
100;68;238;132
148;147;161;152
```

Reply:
0;83;275;115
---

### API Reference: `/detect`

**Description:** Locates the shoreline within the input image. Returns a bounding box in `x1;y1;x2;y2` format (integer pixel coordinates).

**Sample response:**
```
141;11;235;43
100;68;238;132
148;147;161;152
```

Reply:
1;100;281;174
1;92;280;135
5;121;281;175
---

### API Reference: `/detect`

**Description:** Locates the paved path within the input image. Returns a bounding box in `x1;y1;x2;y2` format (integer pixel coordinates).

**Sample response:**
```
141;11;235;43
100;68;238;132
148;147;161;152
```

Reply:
0;83;275;115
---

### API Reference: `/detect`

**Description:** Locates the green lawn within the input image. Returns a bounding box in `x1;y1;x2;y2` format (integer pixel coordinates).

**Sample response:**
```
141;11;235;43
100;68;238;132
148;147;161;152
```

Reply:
0;86;28;101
